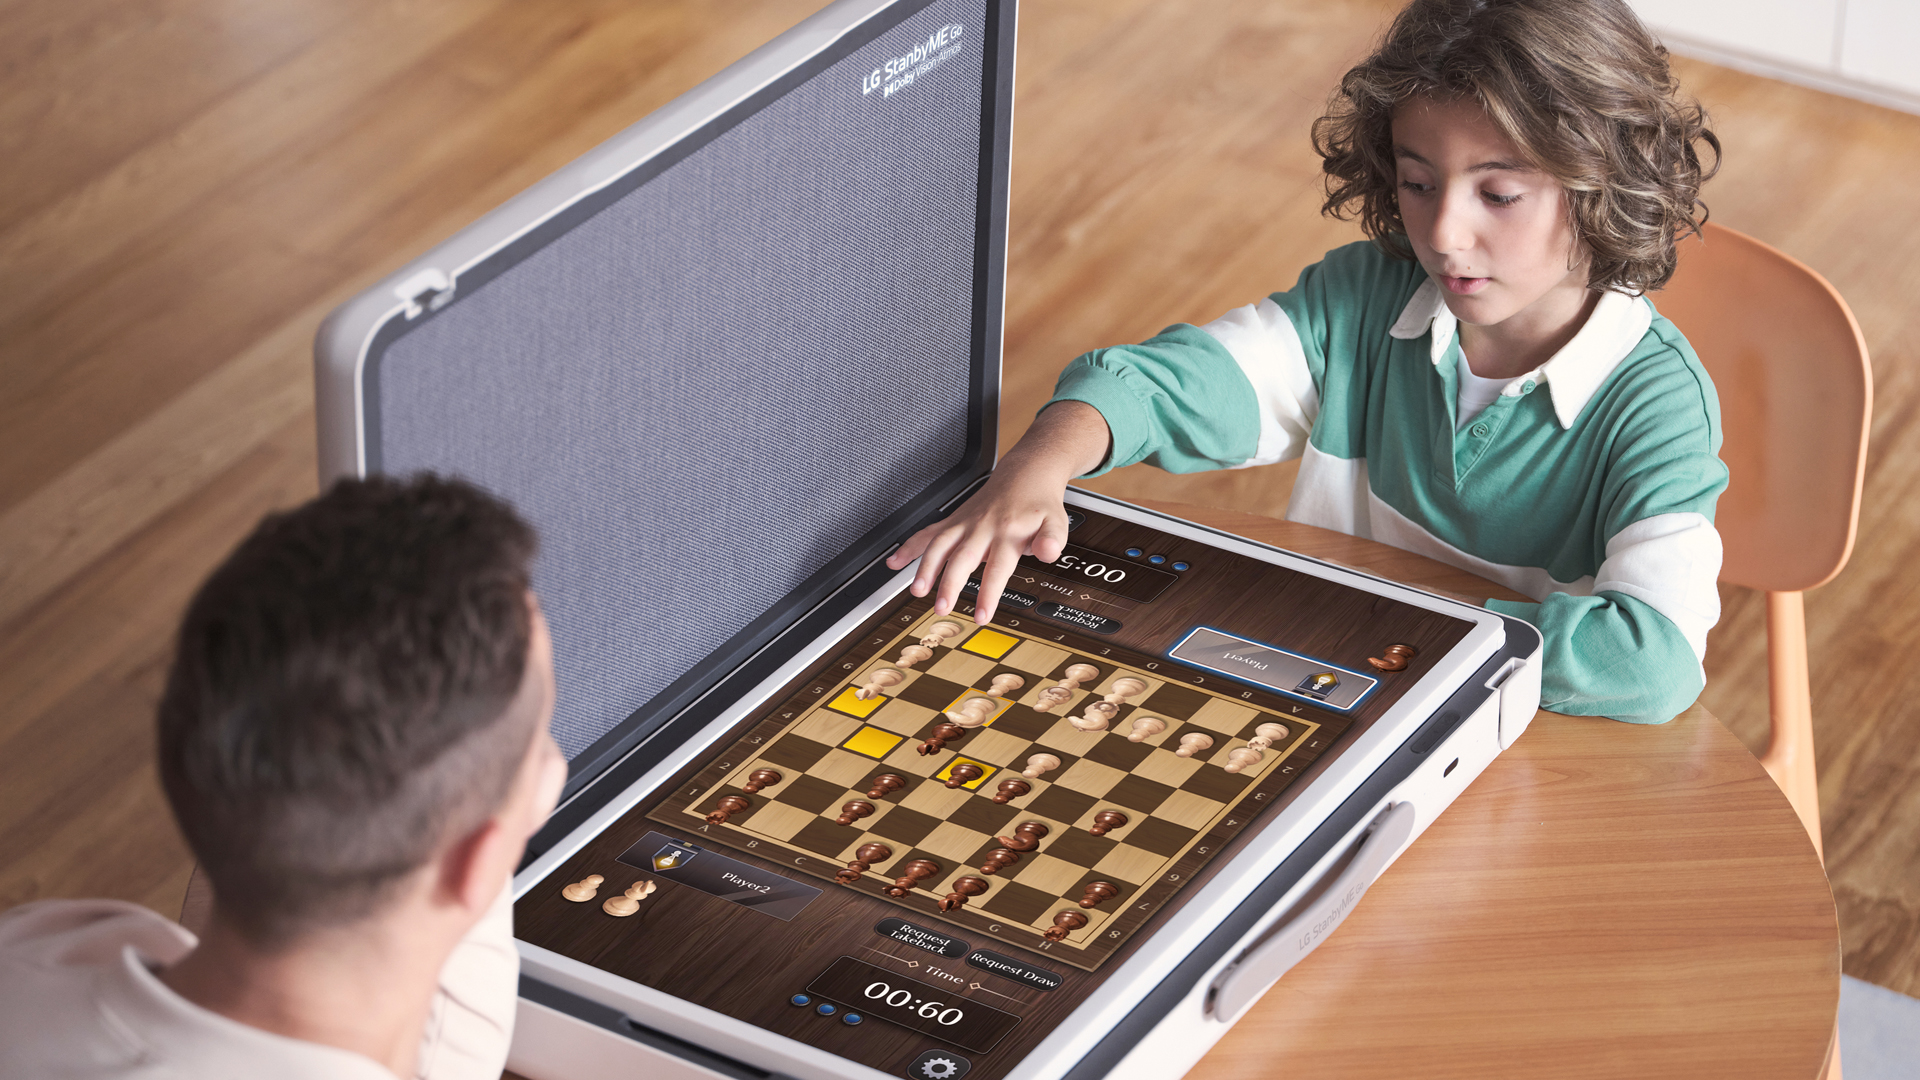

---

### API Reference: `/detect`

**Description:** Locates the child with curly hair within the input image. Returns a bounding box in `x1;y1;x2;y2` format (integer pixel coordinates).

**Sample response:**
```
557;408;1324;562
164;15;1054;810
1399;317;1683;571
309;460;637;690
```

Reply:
892;0;1726;724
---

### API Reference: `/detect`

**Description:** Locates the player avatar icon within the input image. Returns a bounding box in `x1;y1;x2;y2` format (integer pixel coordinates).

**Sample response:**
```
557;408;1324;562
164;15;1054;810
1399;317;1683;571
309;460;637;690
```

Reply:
1295;671;1339;700
652;843;698;871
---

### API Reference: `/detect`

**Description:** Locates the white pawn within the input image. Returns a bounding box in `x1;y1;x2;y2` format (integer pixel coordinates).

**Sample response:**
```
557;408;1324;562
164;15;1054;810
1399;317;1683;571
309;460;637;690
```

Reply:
1022;752;1062;778
1223;746;1264;774
856;667;905;700
1070;701;1118;732
895;644;934;670
561;874;604;902
1032;686;1074;713
1056;663;1100;691
1103;676;1148;704
1174;732;1214;758
1126;715;1167;742
988;673;1026;697
921;621;965;649
948;696;998;728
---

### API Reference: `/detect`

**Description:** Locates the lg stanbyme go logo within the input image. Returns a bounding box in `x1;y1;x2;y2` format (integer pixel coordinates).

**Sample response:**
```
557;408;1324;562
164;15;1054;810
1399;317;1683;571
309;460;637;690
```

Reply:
861;23;964;99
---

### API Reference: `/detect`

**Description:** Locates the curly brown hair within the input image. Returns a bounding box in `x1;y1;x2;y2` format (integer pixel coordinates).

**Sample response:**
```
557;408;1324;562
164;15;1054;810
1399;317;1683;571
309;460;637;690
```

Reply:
1312;0;1719;294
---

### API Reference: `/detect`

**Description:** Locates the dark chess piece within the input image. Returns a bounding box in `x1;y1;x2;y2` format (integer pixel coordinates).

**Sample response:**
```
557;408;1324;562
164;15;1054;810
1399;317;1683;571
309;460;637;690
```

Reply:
939;877;990;911
918;722;965;756
883;859;942;897
995;821;1049;851
944;763;985;789
866;774;908;799
1089;810;1129;836
1043;910;1089;942
992;777;1031;804
741;768;782;794
836;842;893;884
977;848;1021;875
835;799;876;825
1368;643;1417;672
705;795;750;825
1078;881;1119;909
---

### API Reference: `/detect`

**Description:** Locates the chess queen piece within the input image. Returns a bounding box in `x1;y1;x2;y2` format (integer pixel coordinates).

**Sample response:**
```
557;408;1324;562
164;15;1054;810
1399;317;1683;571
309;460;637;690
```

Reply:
918;721;965;755
1125;715;1167;742
561;874;604;902
1031;686;1074;713
835;799;876;825
938;877;990;911
866;773;908;799
1368;643;1417;672
944;763;985;790
855;667;905;700
1174;732;1214;758
1056;663;1100;691
883;859;941;897
996;821;1049;851
1022;753;1061;778
1069;701;1118;732
1102;676;1148;705
705;794;751;824
991;777;1030;804
895;644;934;670
987;673;1026;697
977;848;1021;875
947;696;998;728
1078;881;1119;909
1088;810;1128;836
602;880;656;917
920;621;965;649
836;842;893;884
741;768;782;794
1043;909;1089;942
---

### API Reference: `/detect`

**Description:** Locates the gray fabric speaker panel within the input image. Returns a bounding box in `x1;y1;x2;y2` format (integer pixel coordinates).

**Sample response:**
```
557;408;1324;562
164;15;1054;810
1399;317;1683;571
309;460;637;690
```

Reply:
378;0;986;759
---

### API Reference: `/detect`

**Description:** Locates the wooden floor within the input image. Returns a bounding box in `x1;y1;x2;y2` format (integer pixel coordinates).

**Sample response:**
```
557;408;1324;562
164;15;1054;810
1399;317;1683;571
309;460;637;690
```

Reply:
1;0;1914;1001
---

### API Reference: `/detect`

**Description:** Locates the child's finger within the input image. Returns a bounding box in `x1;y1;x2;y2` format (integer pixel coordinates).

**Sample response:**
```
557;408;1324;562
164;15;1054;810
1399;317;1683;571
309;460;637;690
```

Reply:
911;525;967;597
973;539;1024;625
1028;508;1070;563
934;534;990;615
888;522;938;570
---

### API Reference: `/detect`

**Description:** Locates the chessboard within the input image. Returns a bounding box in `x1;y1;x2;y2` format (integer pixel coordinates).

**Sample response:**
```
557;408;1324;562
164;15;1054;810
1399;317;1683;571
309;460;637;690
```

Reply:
646;600;1353;971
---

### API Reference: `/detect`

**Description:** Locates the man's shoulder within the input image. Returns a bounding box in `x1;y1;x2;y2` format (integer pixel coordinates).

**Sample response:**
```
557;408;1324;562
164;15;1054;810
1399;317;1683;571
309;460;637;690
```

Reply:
1601;304;1721;436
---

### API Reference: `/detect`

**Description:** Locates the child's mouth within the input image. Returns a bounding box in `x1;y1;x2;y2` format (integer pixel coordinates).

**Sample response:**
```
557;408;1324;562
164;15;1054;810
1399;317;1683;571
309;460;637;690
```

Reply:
1443;274;1490;295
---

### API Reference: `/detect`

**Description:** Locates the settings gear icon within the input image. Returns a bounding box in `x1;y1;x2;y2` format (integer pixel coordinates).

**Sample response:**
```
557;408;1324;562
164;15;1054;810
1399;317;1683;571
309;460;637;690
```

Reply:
908;1050;971;1080
919;1058;959;1079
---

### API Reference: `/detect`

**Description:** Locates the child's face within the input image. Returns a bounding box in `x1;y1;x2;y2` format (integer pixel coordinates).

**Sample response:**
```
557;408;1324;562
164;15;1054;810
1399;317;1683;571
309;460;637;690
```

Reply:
1391;95;1588;333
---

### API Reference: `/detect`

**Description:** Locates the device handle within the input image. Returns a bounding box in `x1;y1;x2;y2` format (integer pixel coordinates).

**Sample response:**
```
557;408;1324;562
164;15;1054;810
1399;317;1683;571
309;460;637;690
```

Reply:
1205;800;1417;1020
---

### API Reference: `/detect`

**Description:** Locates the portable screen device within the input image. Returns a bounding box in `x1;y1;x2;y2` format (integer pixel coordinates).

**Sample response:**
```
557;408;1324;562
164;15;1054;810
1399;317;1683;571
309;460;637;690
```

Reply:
313;1;1543;1077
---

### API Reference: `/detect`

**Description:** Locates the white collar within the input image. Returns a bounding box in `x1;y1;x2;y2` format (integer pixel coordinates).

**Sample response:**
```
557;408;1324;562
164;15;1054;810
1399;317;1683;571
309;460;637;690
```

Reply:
1388;279;1653;429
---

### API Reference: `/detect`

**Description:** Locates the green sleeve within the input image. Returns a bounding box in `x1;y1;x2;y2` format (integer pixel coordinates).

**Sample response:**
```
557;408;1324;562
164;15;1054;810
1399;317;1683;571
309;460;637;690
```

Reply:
1048;323;1262;477
1485;593;1703;724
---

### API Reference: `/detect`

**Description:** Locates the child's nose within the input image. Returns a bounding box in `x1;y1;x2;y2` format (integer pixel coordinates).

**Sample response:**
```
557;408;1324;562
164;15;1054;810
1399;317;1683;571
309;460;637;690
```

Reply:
1428;190;1475;254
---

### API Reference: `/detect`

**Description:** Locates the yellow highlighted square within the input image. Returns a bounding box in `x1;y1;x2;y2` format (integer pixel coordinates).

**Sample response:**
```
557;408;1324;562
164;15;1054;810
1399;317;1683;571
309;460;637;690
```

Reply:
961;628;1019;659
827;687;885;718
933;756;998;790
840;726;906;760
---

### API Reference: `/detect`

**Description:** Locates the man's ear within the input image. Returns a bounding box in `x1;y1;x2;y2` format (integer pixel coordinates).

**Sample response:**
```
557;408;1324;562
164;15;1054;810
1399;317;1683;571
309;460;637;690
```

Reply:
435;815;517;914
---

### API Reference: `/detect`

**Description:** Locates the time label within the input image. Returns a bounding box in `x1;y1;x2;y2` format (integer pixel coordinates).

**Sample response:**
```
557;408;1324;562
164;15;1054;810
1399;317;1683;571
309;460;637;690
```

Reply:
806;956;1018;1053
1018;542;1179;604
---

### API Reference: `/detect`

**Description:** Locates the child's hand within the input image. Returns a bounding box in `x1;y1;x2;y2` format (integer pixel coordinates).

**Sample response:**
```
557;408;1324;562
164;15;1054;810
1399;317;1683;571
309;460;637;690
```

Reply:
887;401;1111;625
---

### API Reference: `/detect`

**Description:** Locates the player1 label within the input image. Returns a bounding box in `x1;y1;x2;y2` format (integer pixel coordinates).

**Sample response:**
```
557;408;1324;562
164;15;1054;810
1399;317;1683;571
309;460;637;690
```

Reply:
1168;627;1378;710
615;831;821;920
876;917;970;958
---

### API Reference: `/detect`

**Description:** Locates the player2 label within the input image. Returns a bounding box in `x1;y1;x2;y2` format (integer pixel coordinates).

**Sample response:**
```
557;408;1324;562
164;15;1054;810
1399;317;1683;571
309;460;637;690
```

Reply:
615;831;821;920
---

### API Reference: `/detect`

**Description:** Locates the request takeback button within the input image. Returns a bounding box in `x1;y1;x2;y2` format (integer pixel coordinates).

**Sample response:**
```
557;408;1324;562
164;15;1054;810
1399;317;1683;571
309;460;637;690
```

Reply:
1036;602;1120;635
965;949;1062;991
875;917;970;958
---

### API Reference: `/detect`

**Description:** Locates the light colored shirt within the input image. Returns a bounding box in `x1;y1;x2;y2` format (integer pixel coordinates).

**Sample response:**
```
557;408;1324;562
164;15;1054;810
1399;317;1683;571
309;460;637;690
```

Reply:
1454;351;1508;430
1049;240;1726;724
0;891;518;1080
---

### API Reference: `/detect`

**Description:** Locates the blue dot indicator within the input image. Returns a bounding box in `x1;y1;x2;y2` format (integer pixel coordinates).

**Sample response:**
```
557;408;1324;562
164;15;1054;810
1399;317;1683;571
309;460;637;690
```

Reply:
790;994;810;1007
842;1013;863;1026
1148;554;1167;565
816;1002;837;1016
1171;561;1190;571
1125;547;1143;558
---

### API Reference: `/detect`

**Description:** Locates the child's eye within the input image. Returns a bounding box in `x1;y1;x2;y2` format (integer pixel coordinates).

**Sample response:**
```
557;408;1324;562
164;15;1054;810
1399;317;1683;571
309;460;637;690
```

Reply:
1398;180;1432;195
1482;190;1522;207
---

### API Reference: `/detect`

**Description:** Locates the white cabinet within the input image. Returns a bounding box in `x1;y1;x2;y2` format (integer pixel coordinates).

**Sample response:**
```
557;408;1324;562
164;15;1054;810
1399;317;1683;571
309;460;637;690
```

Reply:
1633;0;1839;72
1629;0;1920;113
1841;0;1920;97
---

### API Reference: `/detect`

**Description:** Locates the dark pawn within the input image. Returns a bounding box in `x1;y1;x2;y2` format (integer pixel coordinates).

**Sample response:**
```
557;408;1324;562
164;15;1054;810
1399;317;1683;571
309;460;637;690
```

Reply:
938;877;990;911
1089;810;1129;836
918;722;964;756
1043;910;1089;941
944;763;985;789
705;795;750;824
992;777;1030;804
741;768;782;794
835;799;876;825
1078;881;1119;909
883;859;942;897
995;821;1049;851
866;774;908;799
977;848;1021;875
836;842;893;884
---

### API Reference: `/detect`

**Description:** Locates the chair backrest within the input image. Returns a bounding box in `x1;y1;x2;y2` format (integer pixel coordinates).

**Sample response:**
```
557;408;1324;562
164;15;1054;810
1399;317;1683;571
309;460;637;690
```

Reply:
1652;222;1872;593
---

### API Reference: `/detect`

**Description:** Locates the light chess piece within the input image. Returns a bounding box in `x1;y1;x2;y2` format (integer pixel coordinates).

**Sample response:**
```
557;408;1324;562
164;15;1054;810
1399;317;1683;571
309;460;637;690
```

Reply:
944;763;985;789
561;874;604;902
978;848;1021;875
947;696;998;728
741;768;782;794
1125;715;1167;742
920;621;965;649
1069;701;1118;732
1078;881;1119;909
1102;676;1148;704
1089;810;1128;836
1175;732;1214;758
866;773;908;799
836;842;892;883
1247;722;1289;750
1223;746;1264;773
991;777;1030;804
939;877;990;911
996;821;1049;851
835;799;876;825
1043;909;1089;942
1032;686;1074;713
602;880;656;917
856;667;905;700
1056;663;1100;691
1022;753;1061;778
987;673;1026;697
919;721;965;755
1368;643;1416;672
706;794;750;824
895;644;934;669
883;859;941;897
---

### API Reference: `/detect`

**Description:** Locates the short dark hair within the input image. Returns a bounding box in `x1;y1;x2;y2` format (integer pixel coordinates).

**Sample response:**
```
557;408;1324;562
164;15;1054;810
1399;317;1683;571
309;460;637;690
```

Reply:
157;474;538;946
1313;0;1720;293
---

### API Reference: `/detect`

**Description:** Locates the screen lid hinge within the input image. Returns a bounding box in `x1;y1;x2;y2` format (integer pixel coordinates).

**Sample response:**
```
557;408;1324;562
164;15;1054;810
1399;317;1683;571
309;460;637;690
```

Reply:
394;268;455;319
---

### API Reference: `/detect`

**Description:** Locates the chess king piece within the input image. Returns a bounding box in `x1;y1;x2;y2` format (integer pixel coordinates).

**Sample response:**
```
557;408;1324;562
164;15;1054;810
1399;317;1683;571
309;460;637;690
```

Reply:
1069;701;1118;732
741;768;782;794
947;696;998;728
856;667;905;700
706;794;751;824
987;673;1026;697
1078;881;1119;909
977;848;1020;875
1088;810;1128;836
1223;746;1264;773
991;777;1030;804
920;621;965;649
1056;663;1100;691
1032;686;1074;714
1022;753;1061;778
939;877;990;911
835;799;876;825
1125;715;1167;742
866;773;908;799
836;842;893;884
883;859;941;897
1043;910;1089;942
602;880;656;917
1247;722;1289;750
1174;732;1214;758
1368;643;1417;672
996;821;1049;851
1102;676;1148;704
895;644;934;670
944;762;985;789
561;874;604;902
918;721;965;755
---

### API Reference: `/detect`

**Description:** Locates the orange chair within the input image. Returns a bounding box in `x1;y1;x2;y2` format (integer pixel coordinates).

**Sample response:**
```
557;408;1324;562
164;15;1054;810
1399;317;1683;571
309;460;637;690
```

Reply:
1655;221;1872;862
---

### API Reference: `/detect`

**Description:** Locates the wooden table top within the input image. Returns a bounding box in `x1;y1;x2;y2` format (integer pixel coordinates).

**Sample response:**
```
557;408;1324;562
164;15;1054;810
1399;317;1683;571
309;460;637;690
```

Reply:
1140;501;1840;1080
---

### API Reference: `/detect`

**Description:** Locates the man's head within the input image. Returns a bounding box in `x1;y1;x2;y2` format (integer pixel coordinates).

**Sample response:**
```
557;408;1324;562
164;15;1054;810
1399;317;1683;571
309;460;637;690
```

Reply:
158;474;564;947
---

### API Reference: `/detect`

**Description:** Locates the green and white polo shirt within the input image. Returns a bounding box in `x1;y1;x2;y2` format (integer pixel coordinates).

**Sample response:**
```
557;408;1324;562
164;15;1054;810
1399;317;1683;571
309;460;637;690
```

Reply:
1050;240;1727;724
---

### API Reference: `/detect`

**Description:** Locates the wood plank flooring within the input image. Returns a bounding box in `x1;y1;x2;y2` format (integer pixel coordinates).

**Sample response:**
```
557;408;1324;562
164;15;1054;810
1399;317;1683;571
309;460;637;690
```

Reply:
1;0;1913;1002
